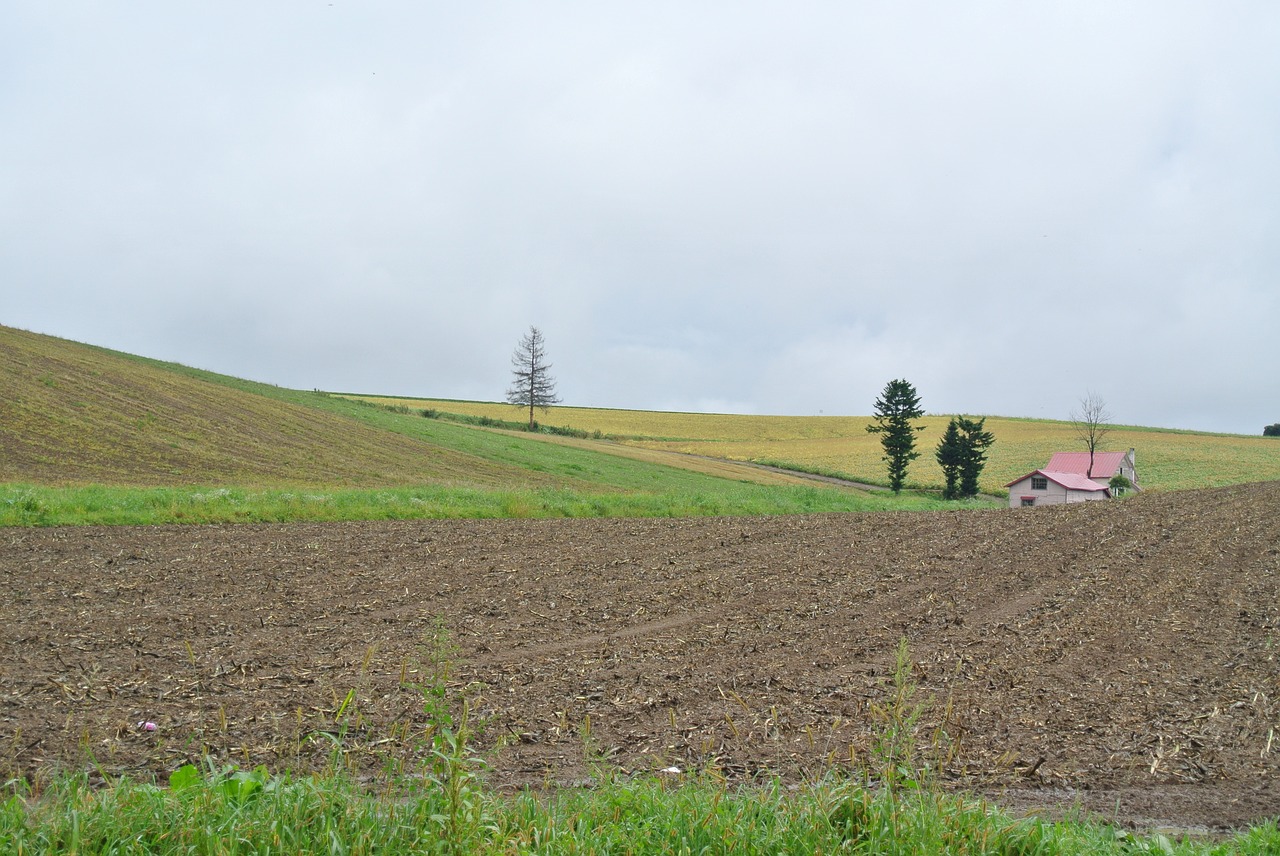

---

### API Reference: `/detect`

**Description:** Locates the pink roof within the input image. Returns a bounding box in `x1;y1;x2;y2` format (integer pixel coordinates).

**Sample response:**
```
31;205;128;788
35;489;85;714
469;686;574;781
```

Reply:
1005;470;1111;492
1045;451;1127;479
1040;470;1110;492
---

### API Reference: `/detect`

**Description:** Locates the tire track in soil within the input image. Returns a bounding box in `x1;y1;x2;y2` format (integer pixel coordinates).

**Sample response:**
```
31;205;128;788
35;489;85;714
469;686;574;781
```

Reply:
471;591;775;667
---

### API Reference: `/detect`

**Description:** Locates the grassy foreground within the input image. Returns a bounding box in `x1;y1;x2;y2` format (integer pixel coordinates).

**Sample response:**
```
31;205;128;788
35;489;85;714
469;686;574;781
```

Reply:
4;637;1275;854
5;766;1276;855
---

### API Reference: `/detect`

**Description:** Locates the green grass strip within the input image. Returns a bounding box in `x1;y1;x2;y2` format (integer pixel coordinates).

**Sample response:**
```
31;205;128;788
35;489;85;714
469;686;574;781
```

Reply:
0;482;972;527
3;768;1276;855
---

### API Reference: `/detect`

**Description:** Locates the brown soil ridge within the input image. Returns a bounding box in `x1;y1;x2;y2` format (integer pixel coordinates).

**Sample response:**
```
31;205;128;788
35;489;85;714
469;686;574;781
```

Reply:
0;324;567;488
1;481;1277;830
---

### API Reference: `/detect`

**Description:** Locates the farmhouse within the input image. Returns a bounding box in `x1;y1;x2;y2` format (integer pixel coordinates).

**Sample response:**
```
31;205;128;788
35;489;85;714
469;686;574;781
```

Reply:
1006;449;1139;509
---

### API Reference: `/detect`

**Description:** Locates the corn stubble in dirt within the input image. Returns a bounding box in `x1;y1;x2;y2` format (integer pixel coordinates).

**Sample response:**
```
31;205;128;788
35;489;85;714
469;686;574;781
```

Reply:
1;482;1276;830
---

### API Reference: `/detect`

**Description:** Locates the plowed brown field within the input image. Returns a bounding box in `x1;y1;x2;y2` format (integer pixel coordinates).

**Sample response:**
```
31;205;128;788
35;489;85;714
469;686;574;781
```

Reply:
3;483;1277;829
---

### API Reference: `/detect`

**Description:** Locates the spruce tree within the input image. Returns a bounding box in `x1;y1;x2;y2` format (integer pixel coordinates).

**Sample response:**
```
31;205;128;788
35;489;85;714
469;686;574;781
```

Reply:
935;419;964;500
866;379;924;494
935;415;996;500
956;416;995;499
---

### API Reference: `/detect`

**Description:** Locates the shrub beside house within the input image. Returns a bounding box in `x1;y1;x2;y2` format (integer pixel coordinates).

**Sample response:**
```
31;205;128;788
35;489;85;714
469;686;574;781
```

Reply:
1006;449;1138;509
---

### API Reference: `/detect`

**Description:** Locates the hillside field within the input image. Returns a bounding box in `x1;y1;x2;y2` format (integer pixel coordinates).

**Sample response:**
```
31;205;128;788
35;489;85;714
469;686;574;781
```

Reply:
3;325;954;524
4;324;1272;506
356;397;1280;495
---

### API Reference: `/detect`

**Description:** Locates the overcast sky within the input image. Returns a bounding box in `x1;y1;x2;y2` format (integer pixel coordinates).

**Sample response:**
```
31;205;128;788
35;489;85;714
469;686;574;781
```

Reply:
4;3;1277;434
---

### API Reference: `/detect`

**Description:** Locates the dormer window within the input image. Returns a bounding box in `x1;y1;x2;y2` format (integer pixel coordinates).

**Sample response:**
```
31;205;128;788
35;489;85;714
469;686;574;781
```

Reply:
1031;476;1048;491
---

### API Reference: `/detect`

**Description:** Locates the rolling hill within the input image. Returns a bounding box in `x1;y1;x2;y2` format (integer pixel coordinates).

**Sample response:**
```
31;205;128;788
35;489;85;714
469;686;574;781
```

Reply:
1;325;568;489
0;326;857;503
6;324;1273;506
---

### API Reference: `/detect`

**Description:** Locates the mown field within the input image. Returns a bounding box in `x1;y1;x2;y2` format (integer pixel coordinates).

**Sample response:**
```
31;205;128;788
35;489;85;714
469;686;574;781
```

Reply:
363;397;1280;495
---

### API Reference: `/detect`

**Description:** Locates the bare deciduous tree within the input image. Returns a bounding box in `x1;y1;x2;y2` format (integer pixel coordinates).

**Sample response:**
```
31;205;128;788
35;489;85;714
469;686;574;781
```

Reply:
506;326;561;430
1071;392;1112;478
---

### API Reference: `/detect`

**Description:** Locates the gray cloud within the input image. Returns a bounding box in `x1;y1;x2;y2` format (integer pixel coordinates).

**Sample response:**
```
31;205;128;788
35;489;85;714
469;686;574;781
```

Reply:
4;2;1277;433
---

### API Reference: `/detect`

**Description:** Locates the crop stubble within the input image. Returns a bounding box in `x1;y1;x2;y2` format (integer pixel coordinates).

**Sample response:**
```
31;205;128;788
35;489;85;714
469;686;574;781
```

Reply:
1;482;1277;829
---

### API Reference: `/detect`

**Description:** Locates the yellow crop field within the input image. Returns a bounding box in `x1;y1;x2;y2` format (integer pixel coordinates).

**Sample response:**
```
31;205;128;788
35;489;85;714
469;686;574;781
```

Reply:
354;397;1280;495
355;397;855;441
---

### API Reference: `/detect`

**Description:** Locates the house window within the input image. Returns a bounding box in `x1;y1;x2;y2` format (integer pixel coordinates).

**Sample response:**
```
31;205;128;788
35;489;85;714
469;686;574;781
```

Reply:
1031;476;1048;491
1021;497;1036;507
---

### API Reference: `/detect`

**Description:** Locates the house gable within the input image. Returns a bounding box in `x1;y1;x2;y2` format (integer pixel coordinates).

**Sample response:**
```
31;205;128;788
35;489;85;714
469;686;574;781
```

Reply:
1006;467;1113;508
1005;469;1110;493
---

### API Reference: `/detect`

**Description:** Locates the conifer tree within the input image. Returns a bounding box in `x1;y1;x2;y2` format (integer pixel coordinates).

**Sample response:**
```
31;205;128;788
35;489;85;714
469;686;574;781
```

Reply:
866;379;924;494
935;415;996;500
956;416;995;499
935;419;964;500
505;326;561;430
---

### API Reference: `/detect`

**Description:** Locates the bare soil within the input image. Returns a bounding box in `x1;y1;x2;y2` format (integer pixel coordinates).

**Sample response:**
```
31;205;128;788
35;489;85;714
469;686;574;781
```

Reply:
2;483;1277;830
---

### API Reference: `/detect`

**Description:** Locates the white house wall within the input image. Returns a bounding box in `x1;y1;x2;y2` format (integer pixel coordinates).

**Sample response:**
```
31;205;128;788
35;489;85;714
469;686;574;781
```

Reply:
1007;478;1107;508
1118;449;1138;488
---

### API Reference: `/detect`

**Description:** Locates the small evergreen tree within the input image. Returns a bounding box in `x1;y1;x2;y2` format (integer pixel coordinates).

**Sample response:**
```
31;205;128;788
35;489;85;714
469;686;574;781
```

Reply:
956;416;995;499
866;379;924;494
935;419;964;500
935;416;995;500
